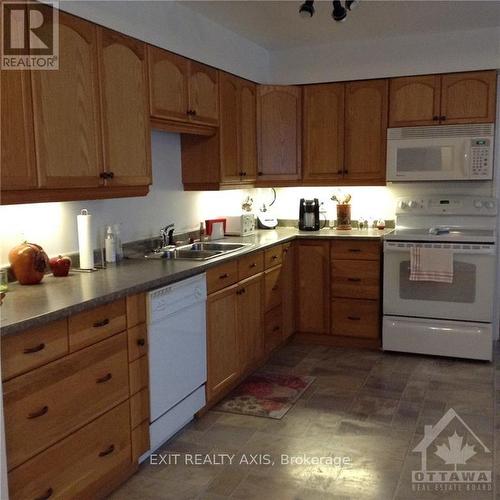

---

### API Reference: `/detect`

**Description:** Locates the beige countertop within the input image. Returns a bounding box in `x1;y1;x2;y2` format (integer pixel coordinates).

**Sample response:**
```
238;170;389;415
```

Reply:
0;227;392;336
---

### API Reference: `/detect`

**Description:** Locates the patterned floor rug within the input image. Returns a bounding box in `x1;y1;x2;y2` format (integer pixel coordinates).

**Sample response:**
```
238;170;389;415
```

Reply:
215;371;316;419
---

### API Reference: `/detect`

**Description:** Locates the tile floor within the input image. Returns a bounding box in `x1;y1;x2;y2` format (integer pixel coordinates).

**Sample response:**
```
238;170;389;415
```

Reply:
111;341;500;500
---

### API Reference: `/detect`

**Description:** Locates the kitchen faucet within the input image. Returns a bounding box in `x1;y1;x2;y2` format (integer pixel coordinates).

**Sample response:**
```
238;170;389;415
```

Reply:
160;223;175;247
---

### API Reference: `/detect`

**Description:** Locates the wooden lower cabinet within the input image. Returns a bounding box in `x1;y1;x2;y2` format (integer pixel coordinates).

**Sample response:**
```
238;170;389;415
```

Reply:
206;284;240;401
296;240;330;335
3;293;150;499
331;298;380;339
8;401;132;500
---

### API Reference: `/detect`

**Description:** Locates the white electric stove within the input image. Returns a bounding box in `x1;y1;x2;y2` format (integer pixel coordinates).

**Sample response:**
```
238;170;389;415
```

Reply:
383;195;498;361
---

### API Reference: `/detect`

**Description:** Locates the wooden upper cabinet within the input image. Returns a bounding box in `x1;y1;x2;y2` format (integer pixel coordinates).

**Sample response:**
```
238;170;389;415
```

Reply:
31;11;103;188
99;29;151;186
440;70;496;124
1;71;37;190
344;79;388;183
389;75;441;127
257;86;302;182
219;73;241;182
389;70;496;127
303;83;345;182
148;46;189;122
239;80;257;181
188;61;219;125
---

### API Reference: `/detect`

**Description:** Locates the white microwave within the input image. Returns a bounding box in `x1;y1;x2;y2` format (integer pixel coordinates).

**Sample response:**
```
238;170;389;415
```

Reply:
387;123;494;181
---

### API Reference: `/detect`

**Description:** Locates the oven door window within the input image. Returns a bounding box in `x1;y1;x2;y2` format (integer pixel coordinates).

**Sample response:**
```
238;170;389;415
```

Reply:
399;260;476;302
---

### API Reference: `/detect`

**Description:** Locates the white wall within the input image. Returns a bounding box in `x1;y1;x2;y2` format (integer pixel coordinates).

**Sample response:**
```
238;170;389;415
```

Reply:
268;27;500;84
57;0;269;83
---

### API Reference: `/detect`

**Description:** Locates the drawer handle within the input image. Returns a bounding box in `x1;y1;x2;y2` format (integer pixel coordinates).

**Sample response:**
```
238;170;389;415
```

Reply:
348;248;361;253
23;343;45;354
35;488;53;500
137;338;146;347
347;278;361;282
96;373;112;384
249;263;256;268
219;273;229;279
28;406;48;419
272;326;280;332
93;318;110;328
347;316;361;321
272;285;279;291
98;444;115;457
271;255;278;260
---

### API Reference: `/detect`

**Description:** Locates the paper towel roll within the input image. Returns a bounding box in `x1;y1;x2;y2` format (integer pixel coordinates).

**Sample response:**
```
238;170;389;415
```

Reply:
77;209;94;270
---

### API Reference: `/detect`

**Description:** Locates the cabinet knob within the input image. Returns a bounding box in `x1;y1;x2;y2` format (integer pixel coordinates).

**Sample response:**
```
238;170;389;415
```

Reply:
23;343;45;354
272;326;280;332
219;273;228;279
440;115;446;121
337;169;343;175
258;172;263;176
96;372;112;384
137;338;146;347
93;318;110;328
347;277;361;282
432;116;439;121
347;316;361;321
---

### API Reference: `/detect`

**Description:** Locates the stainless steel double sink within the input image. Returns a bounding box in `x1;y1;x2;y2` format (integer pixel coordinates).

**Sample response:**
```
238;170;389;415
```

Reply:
144;241;252;261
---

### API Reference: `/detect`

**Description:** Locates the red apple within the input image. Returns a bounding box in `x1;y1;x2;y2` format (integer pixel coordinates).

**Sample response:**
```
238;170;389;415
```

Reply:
49;255;72;277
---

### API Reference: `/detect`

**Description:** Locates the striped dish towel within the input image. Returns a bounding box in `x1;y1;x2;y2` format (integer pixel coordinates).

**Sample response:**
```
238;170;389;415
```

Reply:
409;246;454;283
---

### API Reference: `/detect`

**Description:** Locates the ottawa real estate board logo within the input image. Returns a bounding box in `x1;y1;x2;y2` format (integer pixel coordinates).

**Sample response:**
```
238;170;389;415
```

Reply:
412;408;492;493
1;1;59;69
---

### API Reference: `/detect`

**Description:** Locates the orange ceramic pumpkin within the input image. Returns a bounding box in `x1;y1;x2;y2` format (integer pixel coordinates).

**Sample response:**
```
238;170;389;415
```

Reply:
8;242;49;285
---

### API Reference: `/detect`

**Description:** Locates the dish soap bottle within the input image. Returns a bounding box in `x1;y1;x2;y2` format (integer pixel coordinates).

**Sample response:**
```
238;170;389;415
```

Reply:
105;225;116;263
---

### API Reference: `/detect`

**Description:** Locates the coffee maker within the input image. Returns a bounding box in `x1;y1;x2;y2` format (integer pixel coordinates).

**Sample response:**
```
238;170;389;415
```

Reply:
299;198;320;231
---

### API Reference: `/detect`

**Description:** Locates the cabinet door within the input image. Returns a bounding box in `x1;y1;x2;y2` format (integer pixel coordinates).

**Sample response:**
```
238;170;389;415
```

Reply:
389;75;441;127
206;285;239;401
1;70;37;190
296;241;330;335
239;80;257;181
257;86;302;181
237;274;264;370
147;46;189;122
281;242;295;340
188;61;219;125
344;79;388;183
440;71;496;124
219;73;241;182
303;83;344;182
31;11;103;188
99;29;151;186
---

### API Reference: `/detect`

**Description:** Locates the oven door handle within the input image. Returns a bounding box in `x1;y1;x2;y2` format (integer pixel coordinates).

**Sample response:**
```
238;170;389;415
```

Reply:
384;242;496;256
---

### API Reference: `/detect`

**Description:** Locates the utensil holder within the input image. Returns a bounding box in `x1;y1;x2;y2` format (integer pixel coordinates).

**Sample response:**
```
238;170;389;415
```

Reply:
336;204;352;230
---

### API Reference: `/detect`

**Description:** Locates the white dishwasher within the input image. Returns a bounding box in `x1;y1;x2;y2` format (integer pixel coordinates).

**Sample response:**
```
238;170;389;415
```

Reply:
147;273;207;456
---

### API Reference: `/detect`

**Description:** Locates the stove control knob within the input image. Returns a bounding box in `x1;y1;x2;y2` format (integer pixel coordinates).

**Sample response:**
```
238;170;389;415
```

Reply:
408;201;418;209
473;200;484;209
397;201;408;209
485;201;495;209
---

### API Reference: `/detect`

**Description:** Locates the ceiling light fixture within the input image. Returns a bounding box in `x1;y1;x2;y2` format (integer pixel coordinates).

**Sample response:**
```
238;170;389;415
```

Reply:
298;0;359;22
298;0;315;18
332;0;347;22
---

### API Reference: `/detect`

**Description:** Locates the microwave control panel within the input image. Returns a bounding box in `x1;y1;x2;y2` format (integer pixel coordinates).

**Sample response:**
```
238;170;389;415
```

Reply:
470;138;492;178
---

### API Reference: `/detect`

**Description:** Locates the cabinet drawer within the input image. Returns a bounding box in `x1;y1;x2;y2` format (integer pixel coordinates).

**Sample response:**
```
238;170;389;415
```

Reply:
265;307;283;353
68;299;127;351
331;240;380;261
127;323;148;362
129;355;148;396
130;387;149;429
238;251;264;281
1;320;68;381
264;266;282;312
8;401;131;500
264;245;283;269
331;299;380;339
331;259;380;300
207;260;238;294
4;332;129;470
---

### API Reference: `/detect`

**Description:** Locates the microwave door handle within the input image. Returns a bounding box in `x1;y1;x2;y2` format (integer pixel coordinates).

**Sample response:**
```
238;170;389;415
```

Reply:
463;140;471;178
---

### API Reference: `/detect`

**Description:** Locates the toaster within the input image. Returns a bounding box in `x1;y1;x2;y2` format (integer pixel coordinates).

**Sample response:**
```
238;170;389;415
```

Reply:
224;214;255;236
